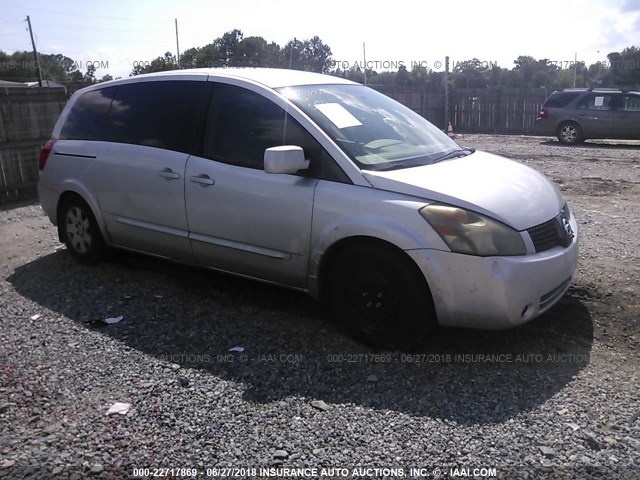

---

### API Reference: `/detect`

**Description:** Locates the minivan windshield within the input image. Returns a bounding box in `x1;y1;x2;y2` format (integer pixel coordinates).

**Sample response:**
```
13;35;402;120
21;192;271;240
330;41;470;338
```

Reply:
278;84;461;171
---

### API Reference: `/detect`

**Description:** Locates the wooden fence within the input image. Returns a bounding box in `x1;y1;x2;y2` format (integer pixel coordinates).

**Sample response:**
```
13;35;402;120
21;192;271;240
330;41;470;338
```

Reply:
0;87;67;204
372;86;549;134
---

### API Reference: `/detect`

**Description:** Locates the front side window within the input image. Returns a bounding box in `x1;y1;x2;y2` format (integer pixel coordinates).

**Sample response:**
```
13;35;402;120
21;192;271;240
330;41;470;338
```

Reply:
577;94;613;110
107;81;211;154
203;84;286;169
203;83;348;183
60;87;116;141
279;84;459;171
621;94;640;112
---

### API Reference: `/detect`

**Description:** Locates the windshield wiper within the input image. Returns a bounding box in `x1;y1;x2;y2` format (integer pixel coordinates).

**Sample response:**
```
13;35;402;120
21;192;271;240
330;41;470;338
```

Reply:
376;162;406;171
432;147;475;163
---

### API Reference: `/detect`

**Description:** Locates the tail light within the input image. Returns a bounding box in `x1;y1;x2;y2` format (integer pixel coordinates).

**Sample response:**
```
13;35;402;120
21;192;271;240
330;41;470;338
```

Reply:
538;109;548;119
39;140;55;170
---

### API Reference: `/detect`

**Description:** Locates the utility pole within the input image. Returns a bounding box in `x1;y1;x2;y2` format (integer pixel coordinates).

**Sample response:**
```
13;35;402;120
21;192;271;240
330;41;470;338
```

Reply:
26;16;43;87
289;43;293;69
444;56;449;132
573;52;577;88
363;42;367;85
175;18;180;69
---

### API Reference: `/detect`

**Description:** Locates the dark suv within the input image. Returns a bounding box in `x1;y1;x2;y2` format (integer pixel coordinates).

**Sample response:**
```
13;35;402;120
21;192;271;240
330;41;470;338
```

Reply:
534;88;640;144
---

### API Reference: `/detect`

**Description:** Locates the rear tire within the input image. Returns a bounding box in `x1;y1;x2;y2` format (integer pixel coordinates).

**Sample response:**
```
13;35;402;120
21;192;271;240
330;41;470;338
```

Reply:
327;244;436;350
557;122;583;145
59;196;107;264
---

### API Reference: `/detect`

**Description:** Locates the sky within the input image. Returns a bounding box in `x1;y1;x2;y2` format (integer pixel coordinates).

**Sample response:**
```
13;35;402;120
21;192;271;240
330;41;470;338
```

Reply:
1;0;639;80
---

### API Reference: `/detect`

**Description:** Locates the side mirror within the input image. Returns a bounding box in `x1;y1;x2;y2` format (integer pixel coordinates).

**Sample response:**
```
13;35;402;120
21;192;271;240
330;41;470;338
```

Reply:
264;146;310;174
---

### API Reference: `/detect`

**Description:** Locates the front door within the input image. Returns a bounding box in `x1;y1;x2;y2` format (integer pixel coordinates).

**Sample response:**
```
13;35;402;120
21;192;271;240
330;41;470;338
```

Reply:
614;94;640;139
575;93;616;138
185;82;318;287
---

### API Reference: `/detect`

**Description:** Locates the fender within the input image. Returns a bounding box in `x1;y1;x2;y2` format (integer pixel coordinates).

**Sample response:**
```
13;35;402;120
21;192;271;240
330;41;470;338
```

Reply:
306;182;451;297
57;179;112;245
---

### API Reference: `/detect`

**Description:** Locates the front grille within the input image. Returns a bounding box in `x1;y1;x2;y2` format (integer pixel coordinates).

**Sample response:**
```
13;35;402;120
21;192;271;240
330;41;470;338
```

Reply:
527;218;562;252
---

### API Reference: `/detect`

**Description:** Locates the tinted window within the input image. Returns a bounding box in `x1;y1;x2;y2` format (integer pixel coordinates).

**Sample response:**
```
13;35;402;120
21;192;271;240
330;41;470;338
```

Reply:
107;81;211;154
285;118;351;183
204;83;349;183
543;92;579;108
204;84;286;169
59;87;116;140
621;94;640;112
577;94;613;110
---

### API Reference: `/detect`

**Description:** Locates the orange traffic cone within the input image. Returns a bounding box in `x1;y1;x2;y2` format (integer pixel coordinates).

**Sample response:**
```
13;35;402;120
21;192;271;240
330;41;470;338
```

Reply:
447;121;456;138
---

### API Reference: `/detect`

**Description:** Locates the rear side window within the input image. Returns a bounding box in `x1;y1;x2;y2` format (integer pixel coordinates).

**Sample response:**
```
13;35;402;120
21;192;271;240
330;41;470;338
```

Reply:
577;94;613;110
543;92;580;108
107;81;211;154
59;87;117;140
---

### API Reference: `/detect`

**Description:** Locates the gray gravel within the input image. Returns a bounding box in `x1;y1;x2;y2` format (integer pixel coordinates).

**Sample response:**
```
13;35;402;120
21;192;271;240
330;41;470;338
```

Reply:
1;134;639;479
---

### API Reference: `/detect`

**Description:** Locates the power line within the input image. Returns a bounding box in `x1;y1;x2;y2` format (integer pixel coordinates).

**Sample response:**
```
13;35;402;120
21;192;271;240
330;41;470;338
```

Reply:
28;22;172;34
0;17;26;32
2;31;174;44
0;2;153;22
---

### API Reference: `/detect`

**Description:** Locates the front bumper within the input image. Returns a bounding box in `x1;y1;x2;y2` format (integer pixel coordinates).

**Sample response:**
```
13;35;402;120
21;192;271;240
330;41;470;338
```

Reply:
407;231;579;329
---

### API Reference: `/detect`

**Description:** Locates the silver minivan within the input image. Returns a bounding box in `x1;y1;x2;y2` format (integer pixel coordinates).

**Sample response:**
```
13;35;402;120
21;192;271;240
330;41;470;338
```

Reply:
38;68;579;348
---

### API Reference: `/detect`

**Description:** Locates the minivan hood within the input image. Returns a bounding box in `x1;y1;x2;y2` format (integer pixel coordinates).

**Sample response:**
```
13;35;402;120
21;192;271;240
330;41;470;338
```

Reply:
362;151;564;231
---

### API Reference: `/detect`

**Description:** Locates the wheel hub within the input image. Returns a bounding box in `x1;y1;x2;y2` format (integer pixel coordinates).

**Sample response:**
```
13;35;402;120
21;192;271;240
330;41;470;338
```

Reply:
361;291;384;309
66;207;92;254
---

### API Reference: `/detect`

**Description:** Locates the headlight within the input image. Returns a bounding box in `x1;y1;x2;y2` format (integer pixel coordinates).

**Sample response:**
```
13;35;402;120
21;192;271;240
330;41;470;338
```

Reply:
419;203;526;256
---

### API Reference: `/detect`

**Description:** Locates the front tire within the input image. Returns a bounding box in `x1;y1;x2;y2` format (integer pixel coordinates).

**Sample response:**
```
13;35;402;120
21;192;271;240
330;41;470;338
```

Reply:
327;244;436;350
59;196;107;264
557;122;583;145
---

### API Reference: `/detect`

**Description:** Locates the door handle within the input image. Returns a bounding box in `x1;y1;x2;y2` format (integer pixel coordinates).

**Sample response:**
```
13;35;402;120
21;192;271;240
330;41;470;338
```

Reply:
158;168;181;180
191;174;215;186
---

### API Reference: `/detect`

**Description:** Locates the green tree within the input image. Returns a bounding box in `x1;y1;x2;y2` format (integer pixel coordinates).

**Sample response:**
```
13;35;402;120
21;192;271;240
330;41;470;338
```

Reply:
452;58;490;88
302;36;332;73
0;50;84;83
85;64;96;84
234;36;280;68
281;38;305;69
395;65;409;86
214;29;244;66
602;47;640;88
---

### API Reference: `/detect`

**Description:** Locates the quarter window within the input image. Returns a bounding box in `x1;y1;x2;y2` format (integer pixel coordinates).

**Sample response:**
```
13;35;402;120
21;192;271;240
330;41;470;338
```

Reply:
543;92;579;108
107;81;211;154
59;87;117;141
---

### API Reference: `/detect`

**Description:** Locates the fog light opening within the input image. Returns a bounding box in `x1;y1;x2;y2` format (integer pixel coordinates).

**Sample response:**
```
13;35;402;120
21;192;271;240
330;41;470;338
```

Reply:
521;305;529;318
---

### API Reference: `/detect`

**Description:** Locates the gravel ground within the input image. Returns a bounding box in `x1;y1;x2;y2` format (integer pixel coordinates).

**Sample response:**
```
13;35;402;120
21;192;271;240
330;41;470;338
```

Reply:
1;134;639;479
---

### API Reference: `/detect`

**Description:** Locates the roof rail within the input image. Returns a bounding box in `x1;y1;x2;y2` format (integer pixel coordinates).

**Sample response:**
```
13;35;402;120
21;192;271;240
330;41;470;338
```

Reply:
587;87;622;92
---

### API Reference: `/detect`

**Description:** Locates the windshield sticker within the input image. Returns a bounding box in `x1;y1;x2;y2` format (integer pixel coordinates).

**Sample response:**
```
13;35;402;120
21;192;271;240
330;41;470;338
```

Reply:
315;103;363;129
594;96;604;107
